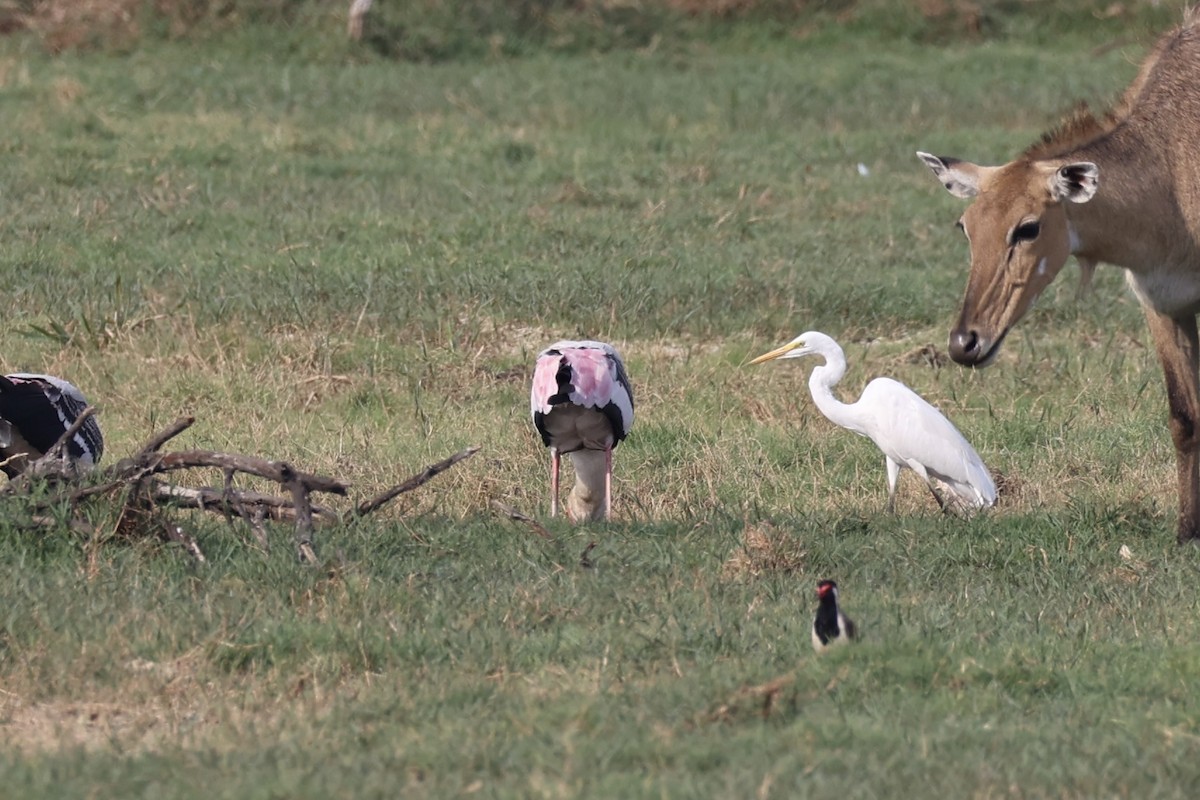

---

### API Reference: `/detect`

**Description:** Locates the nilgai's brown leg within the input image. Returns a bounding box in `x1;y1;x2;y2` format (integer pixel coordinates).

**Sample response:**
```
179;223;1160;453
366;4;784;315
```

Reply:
1143;307;1200;543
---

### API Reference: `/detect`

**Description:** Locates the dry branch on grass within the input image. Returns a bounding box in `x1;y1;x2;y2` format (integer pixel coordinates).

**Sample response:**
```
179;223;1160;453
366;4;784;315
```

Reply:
490;500;553;540
2;412;481;563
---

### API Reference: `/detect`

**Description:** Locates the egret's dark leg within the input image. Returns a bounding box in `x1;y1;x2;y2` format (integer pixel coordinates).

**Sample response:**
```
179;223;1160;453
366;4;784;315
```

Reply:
927;483;950;513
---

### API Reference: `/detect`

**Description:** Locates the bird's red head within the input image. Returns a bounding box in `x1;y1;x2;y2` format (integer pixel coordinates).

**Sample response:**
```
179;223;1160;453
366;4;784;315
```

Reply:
816;580;838;599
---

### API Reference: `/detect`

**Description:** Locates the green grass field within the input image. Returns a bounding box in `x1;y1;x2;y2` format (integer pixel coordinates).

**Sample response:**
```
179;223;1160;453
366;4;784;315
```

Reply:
2;3;1200;796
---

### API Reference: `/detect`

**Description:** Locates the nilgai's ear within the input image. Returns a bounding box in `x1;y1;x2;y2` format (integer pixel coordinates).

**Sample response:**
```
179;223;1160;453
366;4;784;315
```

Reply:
1049;162;1099;203
916;151;986;199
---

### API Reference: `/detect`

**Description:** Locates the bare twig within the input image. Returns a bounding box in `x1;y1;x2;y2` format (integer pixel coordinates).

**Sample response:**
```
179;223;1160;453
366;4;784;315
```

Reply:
247;507;269;550
0;418;481;558
137;416;195;455
491;500;552;540
281;462;317;562
57;479;129;506
220;468;238;526
40;405;96;463
148;483;337;521
150;452;348;495
26;514;98;537
220;467;271;551
162;522;206;563
353;445;481;518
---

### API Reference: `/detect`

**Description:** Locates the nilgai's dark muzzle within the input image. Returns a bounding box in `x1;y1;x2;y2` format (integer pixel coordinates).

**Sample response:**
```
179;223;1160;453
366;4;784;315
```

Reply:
949;326;986;366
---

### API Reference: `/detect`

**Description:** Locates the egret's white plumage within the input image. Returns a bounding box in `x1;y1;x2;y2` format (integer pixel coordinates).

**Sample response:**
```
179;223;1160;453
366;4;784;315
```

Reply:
751;331;995;514
531;340;634;521
0;373;103;478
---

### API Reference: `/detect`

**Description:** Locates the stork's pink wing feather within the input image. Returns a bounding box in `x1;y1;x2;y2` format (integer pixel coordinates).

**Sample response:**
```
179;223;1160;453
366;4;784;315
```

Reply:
563;348;615;409
530;354;564;416
531;341;634;441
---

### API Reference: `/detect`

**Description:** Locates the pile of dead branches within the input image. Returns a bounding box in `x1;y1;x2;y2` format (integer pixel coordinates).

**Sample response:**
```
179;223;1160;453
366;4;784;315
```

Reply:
0;409;479;563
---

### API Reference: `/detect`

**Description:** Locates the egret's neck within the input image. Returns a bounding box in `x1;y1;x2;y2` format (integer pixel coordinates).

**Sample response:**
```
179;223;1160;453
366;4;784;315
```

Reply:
806;358;865;434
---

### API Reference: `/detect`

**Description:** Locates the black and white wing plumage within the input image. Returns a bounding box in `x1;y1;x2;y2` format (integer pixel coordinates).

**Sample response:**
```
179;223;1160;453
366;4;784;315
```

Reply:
0;373;103;477
530;340;635;452
530;340;635;521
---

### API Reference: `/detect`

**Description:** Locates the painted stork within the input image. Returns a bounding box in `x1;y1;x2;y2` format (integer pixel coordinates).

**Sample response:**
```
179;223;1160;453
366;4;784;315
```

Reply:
0;373;103;478
751;331;996;515
811;579;856;652
530;340;634;521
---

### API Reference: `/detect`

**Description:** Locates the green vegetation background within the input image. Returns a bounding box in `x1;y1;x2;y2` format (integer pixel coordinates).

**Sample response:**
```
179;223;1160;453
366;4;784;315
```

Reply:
1;1;1197;797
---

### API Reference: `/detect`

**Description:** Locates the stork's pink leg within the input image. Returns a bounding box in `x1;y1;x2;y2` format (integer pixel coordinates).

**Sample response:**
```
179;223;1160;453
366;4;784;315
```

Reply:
550;448;560;518
604;444;613;520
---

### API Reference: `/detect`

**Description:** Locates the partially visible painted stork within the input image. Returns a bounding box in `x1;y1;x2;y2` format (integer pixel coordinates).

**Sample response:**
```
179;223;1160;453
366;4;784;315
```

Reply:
0;373;104;478
531;340;634;521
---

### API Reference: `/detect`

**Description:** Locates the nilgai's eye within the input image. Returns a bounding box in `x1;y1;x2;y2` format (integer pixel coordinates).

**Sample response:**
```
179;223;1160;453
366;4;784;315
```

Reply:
1012;221;1041;243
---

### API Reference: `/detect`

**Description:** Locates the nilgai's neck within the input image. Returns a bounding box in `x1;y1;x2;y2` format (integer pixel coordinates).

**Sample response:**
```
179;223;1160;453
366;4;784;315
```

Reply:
1065;130;1195;274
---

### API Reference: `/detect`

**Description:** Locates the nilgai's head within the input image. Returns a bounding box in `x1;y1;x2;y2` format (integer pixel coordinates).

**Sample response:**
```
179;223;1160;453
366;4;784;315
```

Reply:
917;152;1099;367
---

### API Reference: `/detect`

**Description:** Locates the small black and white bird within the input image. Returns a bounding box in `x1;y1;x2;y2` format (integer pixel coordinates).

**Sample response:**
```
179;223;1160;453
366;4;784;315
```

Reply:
530;340;634;521
0;373;104;478
811;579;856;652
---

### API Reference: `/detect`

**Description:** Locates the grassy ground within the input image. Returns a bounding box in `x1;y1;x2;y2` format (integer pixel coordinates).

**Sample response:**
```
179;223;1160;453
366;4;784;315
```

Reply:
2;6;1199;797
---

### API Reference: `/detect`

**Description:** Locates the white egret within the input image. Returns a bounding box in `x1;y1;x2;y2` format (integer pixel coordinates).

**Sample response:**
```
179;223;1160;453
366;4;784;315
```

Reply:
0;373;103;478
812;579;856;651
531;340;634;521
751;331;996;514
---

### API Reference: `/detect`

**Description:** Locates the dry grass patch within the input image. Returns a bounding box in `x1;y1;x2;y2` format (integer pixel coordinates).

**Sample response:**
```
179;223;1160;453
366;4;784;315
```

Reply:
0;669;392;756
2;698;186;754
720;519;805;581
0;311;1179;538
1;647;217;755
8;0;142;52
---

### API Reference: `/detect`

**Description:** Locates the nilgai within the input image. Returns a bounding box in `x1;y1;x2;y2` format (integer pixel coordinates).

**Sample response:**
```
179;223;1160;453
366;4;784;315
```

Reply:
918;11;1200;542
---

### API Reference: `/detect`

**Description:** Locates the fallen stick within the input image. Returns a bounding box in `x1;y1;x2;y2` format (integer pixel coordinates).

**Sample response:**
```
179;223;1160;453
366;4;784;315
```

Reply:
39;405;97;464
136;416;195;455
162;521;206;563
491;500;552;540
280;462;317;561
148;452;348;496
1;415;482;558
353;445;481;519
148;482;337;521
